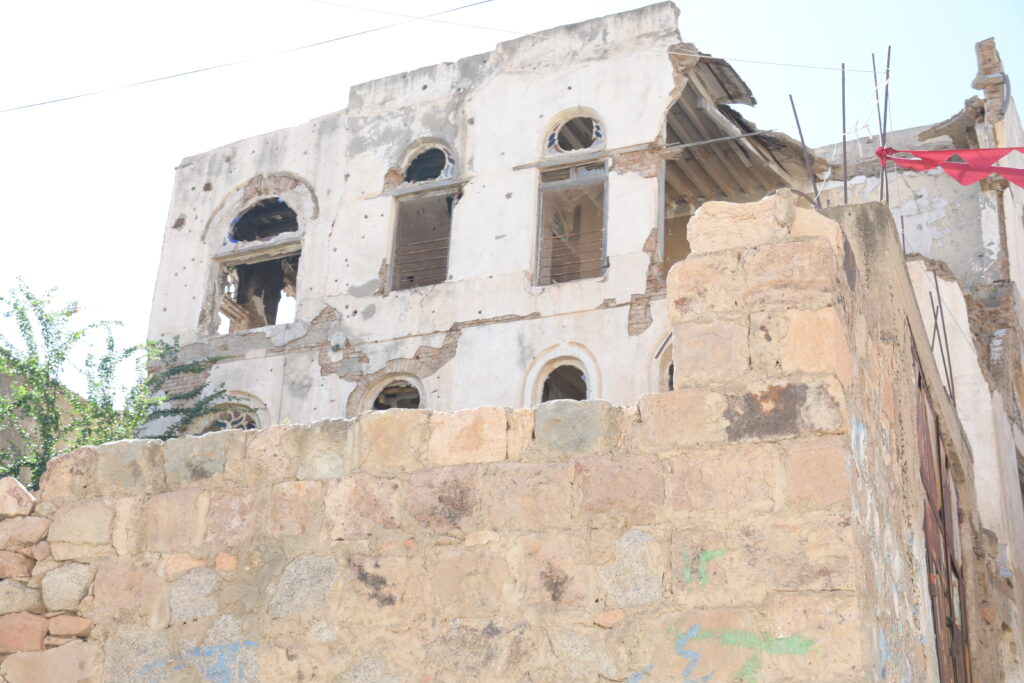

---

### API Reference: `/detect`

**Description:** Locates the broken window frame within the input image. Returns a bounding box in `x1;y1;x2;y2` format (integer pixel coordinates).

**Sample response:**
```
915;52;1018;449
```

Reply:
547;116;604;154
387;185;462;292
213;237;302;333
534;161;609;286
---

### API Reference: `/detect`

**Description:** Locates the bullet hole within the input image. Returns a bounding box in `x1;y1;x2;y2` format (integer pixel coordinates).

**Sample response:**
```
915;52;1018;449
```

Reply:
505;192;513;199
203;182;212;191
421;84;428;90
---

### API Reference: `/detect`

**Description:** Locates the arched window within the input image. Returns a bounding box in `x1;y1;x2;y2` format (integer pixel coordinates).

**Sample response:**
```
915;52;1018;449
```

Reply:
218;197;301;332
229;198;298;242
391;144;459;291
198;407;259;434
537;113;608;285
541;365;587;402
371;378;421;410
547;116;603;154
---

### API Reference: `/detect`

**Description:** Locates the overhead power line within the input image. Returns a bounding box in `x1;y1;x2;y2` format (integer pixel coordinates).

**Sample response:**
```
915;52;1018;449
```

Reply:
0;0;495;114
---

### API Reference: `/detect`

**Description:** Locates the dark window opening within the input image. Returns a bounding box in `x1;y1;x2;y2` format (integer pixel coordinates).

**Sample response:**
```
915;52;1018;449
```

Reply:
229;198;297;242
200;408;258;434
405;148;452;183
219;254;299;331
538;164;605;285
541;365;587;402
548;117;602;153
373;380;421;410
392;192;456;290
667;362;675;391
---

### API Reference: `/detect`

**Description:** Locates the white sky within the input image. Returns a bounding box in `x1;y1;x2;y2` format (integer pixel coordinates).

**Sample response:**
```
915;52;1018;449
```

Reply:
1;0;1022;354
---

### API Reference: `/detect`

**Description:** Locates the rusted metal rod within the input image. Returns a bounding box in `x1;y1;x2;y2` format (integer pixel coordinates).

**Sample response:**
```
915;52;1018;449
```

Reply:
789;94;821;209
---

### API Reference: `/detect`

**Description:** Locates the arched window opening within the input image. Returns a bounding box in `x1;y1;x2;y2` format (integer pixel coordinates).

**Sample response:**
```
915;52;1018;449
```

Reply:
392;145;459;292
372;380;421;410
541;365;587;402
229;198;297;242
548;117;602;154
405;148;454;183
199;408;259;434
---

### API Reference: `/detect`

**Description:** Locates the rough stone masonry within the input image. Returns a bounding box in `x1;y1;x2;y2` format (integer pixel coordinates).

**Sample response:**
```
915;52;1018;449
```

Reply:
0;194;1012;681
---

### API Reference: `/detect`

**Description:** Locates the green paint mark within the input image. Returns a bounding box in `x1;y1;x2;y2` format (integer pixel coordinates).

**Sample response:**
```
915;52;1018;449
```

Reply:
695;628;814;682
680;548;727;584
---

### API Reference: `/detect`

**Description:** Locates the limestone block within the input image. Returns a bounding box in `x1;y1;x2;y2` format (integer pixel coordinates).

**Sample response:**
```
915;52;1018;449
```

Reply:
214;552;237;572
666;249;743;324
672;318;749;386
47;614;92;637
48;500;113;546
0;580;43;614
637;609;769;682
789;205;844;252
324;474;401;540
340;555;427;625
144;489;204;552
111;496;143;556
482;463;572;531
740;237;838;310
781;437;852;510
168;567;220;624
0;612;47;653
667;444;777;519
204;489;258;548
295;418;358;480
408;465;477;532
505;408;534;461
431;545;510;618
0;551;33;579
762;592;864;679
688;194;792;255
546;624;630;681
41;562;95;611
782;307;852;385
103;630;171;683
265;480;323;536
0;478;34;517
428;407;507;466
594;609;625;628
241;424;301;483
533;400;621;459
267;555;338;618
164;430;241;487
356;409;430;472
0;517;50;551
165;554;205;578
0;640;101;682
521;535;587;607
635;389;727;452
597;529;663;608
93;557;162;621
37;446;98;502
29;542;49;561
723;380;845;442
95;439;165;494
576;455;664;525
428;619;536;679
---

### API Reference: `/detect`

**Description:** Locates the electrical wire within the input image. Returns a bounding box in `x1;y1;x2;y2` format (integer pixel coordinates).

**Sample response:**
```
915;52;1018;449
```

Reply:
0;0;495;114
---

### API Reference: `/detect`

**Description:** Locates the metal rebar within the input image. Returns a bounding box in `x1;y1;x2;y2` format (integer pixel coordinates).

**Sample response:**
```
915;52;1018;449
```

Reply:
880;46;892;204
842;62;848;205
789;94;821;209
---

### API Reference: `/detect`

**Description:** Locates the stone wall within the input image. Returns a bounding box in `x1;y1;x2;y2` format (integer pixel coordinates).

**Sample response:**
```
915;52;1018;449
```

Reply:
0;193;1013;681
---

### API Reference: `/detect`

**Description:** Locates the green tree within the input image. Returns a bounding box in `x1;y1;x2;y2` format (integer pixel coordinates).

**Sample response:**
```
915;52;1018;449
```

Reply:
0;282;238;487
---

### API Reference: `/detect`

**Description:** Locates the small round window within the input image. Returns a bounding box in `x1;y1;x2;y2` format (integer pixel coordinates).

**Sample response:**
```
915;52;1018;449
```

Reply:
404;148;455;183
547;117;603;154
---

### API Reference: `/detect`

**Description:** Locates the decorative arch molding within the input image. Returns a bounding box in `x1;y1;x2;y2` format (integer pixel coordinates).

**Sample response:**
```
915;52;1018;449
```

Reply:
542;107;607;156
521;342;602;408
202;172;319;245
346;361;429;417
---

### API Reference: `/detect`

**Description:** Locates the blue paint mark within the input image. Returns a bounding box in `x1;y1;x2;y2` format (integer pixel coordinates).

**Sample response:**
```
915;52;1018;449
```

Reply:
878;630;891;680
676;625;713;683
627;664;653;682
850;414;867;464
139;641;258;682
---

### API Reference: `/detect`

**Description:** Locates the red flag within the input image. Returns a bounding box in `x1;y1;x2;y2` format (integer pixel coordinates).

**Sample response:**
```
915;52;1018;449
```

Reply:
875;146;1024;189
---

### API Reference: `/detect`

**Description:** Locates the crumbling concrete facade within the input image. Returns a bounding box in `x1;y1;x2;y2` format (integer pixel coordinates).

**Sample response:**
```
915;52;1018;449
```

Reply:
0;194;1017;680
147;2;813;428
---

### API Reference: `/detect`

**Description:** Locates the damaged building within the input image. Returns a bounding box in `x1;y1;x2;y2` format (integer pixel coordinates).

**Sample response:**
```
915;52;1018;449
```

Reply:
0;1;992;679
